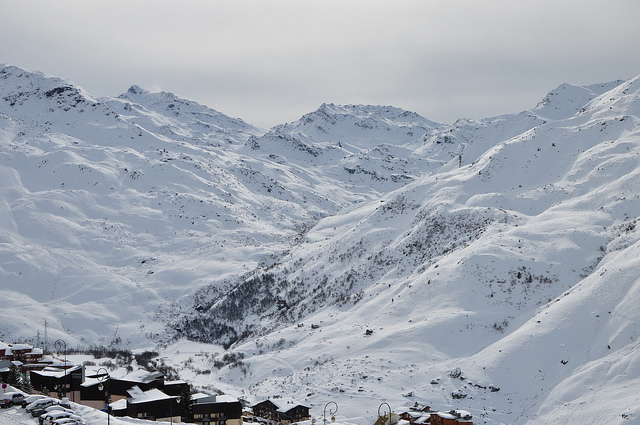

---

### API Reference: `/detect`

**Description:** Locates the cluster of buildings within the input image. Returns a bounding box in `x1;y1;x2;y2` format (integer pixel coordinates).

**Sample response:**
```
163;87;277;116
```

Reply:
396;403;473;425
0;340;50;371
246;400;472;425
2;341;472;425
1;340;241;424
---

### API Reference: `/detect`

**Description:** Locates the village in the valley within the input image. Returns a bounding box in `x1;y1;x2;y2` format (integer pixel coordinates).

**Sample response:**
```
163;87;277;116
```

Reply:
1;340;474;425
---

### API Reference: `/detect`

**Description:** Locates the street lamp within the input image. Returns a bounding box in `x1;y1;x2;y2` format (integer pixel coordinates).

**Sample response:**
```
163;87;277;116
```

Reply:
378;403;391;425
323;402;338;425
96;368;111;425
54;339;67;398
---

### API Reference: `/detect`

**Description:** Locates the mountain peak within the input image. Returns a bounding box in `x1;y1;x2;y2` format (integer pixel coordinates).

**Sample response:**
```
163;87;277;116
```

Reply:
262;102;440;149
0;64;101;121
119;84;182;106
533;80;625;120
127;84;147;95
114;85;259;139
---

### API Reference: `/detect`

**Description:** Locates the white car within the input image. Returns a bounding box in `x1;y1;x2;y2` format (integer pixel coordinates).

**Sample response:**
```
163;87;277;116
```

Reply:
22;394;47;408
42;410;78;425
40;406;75;423
41;405;74;415
52;415;85;425
26;397;57;413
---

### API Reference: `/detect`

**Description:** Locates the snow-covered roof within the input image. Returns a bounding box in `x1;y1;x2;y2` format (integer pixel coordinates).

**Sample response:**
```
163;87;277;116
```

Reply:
192;392;212;400
414;415;430;425
34;367;65;377
10;343;33;351
110;398;127;411
216;394;239;403
397;409;422;418
191;392;238;404
192;393;217;404
264;398;309;412
452;410;472;418
32;365;82;377
120;369;164;384
127;385;171;404
434;412;456;420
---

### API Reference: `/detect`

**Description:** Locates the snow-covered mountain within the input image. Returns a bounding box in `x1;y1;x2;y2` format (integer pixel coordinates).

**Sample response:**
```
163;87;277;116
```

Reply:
1;64;640;425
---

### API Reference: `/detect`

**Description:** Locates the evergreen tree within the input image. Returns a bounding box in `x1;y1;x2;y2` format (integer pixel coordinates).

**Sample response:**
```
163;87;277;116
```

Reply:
19;372;33;394
179;385;194;423
7;364;21;387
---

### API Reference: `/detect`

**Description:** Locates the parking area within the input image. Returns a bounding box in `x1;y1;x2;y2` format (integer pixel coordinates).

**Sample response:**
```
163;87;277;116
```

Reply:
0;404;38;424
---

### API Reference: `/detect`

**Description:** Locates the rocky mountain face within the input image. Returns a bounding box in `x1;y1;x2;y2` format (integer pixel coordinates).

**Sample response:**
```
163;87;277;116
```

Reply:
2;64;640;424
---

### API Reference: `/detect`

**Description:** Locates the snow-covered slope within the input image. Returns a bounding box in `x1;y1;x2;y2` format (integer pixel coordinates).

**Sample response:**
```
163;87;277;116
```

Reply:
170;77;640;424
0;65;414;345
2;64;640;424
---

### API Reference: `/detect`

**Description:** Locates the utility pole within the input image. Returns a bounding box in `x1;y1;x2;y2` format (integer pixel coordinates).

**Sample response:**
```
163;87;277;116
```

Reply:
44;319;48;354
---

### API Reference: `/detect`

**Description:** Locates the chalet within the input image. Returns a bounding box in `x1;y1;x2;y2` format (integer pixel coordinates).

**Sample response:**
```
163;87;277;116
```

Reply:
0;341;45;366
21;353;57;373
24;347;44;363
110;369;165;395
192;393;243;425
80;368;164;410
119;385;183;422
396;403;433;425
30;365;84;401
252;399;310;424
7;343;33;363
429;410;473;425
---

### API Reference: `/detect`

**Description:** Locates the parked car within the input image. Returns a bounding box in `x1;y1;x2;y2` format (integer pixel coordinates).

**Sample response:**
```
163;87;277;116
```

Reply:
41;405;73;415
41;405;74;416
33;404;62;417
22;394;47;408
26;397;58;416
39;407;75;425
52;416;85;425
30;397;70;417
0;391;26;407
41;410;79;425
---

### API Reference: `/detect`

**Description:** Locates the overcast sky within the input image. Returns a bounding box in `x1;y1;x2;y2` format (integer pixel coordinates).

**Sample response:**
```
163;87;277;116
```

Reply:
2;0;640;128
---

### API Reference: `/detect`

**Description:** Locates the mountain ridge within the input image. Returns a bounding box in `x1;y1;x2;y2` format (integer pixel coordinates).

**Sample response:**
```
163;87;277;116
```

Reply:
1;64;640;424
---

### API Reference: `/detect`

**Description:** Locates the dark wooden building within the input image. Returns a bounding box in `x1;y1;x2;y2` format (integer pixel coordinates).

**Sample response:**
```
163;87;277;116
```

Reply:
110;369;165;395
192;393;243;425
80;368;165;411
252;399;310;424
30;365;84;402
120;386;183;422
